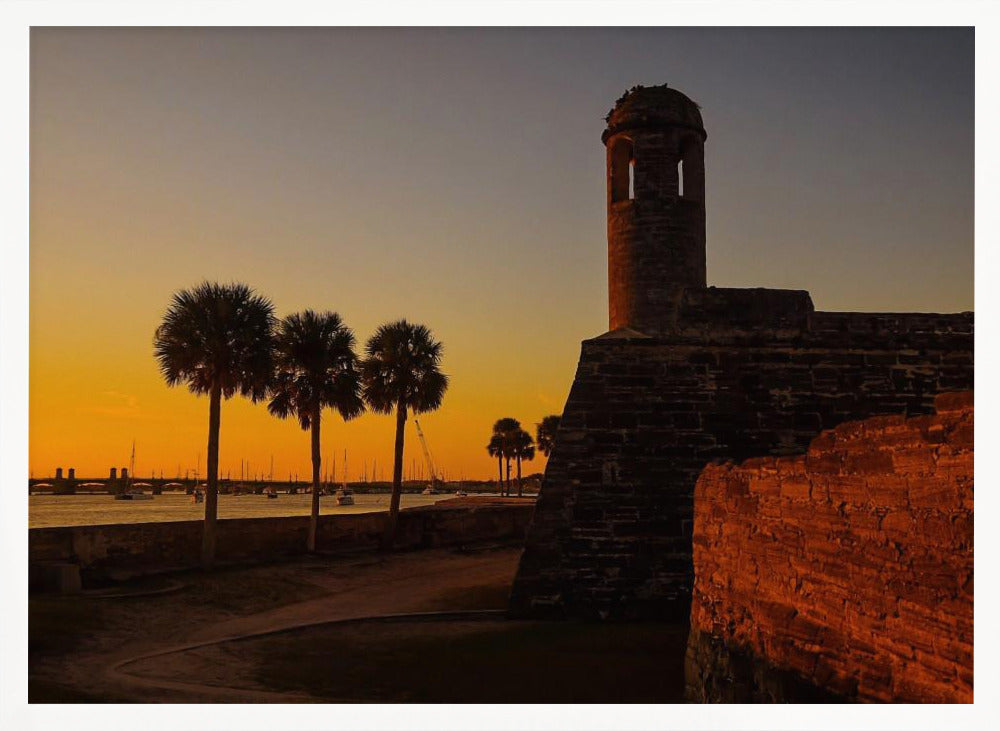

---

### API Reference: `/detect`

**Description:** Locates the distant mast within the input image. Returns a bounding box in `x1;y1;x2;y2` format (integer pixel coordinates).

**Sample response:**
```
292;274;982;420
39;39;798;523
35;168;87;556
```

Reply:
128;439;136;491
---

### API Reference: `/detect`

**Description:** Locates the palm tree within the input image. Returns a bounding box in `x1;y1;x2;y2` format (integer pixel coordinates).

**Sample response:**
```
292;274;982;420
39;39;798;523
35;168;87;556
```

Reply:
268;310;364;553
361;320;448;550
491;418;520;497
153;282;275;568
536;414;561;458
511;427;535;498
486;434;505;496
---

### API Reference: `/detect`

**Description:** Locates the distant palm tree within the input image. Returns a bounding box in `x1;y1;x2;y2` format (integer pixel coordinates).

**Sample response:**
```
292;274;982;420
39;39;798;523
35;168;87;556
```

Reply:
153;282;275;568
536;414;561;458
361;320;448;550
491;417;520;497
487;434;505;496
511;427;535;498
268;310;364;552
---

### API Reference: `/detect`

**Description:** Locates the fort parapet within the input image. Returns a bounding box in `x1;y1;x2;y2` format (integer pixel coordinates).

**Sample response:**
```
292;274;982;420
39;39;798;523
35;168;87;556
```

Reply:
508;85;974;621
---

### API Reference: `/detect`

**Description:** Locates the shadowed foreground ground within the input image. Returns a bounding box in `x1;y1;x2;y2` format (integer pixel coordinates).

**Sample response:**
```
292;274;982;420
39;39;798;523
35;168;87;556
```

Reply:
30;545;687;703
126;618;687;703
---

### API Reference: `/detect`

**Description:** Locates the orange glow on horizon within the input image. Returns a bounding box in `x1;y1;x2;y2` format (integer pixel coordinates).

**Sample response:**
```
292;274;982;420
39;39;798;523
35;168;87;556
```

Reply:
29;310;575;481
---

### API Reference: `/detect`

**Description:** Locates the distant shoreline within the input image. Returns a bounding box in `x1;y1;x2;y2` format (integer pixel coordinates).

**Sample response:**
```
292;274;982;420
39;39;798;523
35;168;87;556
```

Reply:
28;480;542;497
28;491;538;529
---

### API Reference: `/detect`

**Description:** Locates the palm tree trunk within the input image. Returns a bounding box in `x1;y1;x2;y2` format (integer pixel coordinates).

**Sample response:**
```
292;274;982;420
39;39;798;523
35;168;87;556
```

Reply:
517;455;523;497
202;382;222;569
382;400;407;550
308;404;321;553
505;457;511;497
497;455;503;496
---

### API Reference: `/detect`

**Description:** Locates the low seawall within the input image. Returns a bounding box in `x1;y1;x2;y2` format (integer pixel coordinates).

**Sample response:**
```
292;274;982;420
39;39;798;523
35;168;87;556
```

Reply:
30;500;535;585
686;392;973;703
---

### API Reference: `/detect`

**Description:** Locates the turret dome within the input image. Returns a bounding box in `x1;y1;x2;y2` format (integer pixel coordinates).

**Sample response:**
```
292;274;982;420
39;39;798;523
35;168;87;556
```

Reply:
602;84;706;144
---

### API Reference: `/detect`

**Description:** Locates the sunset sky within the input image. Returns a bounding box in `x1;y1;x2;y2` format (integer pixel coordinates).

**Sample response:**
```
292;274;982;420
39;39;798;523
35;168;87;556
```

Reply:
29;27;974;481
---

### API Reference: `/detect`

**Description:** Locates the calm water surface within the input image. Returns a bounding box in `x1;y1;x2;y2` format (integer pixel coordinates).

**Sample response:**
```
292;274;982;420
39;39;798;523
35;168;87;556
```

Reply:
29;492;462;528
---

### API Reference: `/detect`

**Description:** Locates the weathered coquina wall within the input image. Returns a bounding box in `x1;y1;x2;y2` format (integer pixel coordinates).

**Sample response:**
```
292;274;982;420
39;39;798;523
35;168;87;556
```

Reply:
30;502;534;585
685;392;973;703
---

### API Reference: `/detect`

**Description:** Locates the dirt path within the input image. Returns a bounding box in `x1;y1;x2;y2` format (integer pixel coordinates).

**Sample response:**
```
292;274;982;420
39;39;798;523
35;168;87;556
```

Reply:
184;550;515;642
32;546;522;702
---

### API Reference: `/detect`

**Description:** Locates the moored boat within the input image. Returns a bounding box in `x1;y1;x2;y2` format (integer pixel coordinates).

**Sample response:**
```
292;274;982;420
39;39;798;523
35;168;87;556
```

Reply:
113;440;152;499
114;489;153;501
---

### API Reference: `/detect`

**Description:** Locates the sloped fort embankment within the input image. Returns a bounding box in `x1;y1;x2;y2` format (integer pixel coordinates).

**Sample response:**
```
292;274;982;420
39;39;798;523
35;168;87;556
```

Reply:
686;392;973;703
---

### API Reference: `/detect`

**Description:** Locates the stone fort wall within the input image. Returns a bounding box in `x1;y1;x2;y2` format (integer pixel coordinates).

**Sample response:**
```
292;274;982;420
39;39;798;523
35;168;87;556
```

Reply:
685;393;973;703
509;298;973;620
30;501;534;587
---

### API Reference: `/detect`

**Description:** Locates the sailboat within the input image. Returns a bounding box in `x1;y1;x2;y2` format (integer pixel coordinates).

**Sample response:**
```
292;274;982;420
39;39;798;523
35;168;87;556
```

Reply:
114;440;153;500
335;448;354;505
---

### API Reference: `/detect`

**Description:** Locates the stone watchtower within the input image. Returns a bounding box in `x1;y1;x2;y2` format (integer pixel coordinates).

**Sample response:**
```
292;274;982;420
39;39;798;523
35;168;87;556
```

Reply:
508;83;973;621
605;85;707;333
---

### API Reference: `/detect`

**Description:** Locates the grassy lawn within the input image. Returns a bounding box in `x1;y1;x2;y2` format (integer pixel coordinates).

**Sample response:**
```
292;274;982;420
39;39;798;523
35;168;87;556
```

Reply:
410;582;512;612
29;595;109;659
29;597;117;703
249;618;689;703
28;678;131;704
178;564;331;614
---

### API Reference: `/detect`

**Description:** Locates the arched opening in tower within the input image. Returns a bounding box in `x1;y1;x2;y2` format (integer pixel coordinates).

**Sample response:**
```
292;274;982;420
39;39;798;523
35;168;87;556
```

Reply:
610;137;635;203
679;137;705;202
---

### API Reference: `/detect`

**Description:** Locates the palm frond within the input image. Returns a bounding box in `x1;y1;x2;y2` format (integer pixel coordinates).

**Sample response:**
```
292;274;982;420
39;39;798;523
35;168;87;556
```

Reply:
536;414;562;457
268;309;364;430
153;281;276;398
361;320;448;417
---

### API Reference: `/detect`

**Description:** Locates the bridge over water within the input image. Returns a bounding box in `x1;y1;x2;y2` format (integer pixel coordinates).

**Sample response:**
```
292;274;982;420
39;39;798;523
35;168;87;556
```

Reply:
29;469;314;496
28;469;458;496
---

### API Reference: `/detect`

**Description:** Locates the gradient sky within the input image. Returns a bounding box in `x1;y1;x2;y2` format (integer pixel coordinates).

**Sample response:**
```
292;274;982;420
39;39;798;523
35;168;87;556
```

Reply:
29;27;974;481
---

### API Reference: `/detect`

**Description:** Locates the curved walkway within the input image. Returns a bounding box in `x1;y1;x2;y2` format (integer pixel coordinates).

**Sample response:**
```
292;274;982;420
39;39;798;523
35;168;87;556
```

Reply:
109;610;506;703
36;547;522;703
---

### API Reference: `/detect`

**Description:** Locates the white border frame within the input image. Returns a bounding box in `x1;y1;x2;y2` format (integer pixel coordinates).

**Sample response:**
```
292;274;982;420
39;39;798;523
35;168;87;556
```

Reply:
2;3;996;730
